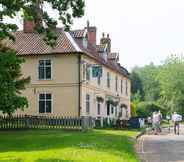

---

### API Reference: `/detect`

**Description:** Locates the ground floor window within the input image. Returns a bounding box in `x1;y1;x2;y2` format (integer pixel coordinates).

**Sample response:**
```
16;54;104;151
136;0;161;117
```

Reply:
107;102;110;116
119;107;123;117
111;106;114;114
115;107;117;117
39;93;52;113
86;94;90;115
97;102;101;115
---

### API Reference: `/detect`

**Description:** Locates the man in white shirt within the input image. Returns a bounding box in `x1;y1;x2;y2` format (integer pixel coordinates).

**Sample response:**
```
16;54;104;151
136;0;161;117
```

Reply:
172;112;182;135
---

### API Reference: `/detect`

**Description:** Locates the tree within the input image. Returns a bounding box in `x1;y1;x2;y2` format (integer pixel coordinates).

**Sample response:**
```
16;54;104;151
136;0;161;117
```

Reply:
158;55;184;116
131;63;160;102
130;69;144;100
136;101;165;118
130;102;137;117
0;0;85;46
0;0;85;115
0;44;30;115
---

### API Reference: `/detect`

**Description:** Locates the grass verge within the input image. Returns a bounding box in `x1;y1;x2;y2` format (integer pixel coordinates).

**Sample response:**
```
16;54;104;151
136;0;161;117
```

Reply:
0;129;139;162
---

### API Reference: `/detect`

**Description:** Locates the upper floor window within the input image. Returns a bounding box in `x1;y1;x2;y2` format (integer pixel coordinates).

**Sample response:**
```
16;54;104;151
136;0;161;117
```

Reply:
38;60;51;80
97;76;101;85
86;94;90;114
107;72;110;88
121;80;123;94
86;64;91;81
115;76;118;92
82;64;86;81
39;93;52;113
126;80;128;95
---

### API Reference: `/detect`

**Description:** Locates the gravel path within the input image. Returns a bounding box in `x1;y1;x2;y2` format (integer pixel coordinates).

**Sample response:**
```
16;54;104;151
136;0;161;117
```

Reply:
136;125;184;162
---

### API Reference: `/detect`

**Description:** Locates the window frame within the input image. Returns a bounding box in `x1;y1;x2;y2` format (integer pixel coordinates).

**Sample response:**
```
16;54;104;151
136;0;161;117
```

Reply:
86;64;91;81
107;72;110;88
82;63;86;81
97;101;101;115
125;80;128;96
38;92;53;114
86;94;90;115
38;59;52;80
115;76;118;92
121;79;123;94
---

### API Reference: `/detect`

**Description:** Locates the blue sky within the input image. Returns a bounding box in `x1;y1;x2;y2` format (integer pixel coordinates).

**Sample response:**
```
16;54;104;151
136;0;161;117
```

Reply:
5;0;184;70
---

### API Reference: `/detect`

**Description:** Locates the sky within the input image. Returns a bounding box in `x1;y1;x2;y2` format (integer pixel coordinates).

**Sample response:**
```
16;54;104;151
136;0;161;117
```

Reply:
6;0;184;70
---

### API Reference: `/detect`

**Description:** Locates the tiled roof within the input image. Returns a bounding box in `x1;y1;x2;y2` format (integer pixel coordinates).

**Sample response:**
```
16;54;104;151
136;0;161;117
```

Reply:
6;29;129;77
70;29;86;38
8;30;78;55
74;38;129;77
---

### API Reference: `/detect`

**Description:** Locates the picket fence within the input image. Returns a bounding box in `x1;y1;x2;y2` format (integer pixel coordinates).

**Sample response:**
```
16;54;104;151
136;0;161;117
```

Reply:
0;115;94;131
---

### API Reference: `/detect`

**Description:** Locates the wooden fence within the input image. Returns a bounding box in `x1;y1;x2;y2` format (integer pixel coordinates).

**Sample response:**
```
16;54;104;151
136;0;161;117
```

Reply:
0;115;94;131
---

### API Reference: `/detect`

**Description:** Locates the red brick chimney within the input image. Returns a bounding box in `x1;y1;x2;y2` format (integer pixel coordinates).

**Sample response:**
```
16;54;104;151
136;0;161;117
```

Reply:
23;20;35;33
86;21;97;48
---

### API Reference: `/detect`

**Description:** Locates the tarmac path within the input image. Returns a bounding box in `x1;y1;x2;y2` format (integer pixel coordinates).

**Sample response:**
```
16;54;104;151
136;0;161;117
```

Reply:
136;125;184;162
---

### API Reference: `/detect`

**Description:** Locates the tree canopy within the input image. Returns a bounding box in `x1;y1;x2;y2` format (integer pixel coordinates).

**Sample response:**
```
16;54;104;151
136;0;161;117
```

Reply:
1;0;85;46
130;55;184;117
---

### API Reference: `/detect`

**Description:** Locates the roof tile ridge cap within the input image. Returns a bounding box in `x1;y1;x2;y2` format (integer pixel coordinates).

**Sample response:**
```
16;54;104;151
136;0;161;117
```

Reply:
64;31;82;52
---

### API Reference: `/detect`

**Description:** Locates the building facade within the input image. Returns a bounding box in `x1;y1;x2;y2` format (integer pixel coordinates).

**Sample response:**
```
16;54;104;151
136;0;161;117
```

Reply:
8;21;131;121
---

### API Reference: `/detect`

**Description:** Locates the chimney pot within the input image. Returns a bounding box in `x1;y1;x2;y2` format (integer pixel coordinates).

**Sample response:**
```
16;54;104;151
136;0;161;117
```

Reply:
107;33;110;38
23;20;35;33
102;33;105;38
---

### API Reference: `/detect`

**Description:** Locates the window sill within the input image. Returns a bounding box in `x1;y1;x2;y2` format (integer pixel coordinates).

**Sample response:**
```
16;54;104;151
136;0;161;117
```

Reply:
38;79;53;81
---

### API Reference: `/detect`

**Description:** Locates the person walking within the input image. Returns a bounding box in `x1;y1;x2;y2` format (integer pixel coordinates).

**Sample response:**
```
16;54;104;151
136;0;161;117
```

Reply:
172;112;182;135
147;116;152;127
158;110;162;132
152;111;160;135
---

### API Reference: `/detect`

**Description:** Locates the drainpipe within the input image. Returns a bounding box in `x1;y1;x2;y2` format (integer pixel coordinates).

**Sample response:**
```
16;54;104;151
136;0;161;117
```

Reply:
78;54;81;117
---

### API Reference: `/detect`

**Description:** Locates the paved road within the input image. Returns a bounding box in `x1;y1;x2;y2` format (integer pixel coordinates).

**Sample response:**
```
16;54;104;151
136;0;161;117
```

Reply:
136;126;184;162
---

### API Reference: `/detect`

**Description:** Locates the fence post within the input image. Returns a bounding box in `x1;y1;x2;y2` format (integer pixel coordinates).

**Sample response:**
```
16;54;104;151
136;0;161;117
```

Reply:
81;116;89;131
25;116;31;128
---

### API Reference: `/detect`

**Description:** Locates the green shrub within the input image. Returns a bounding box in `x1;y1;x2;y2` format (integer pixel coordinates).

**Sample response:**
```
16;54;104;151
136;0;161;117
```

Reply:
130;102;137;117
136;101;165;118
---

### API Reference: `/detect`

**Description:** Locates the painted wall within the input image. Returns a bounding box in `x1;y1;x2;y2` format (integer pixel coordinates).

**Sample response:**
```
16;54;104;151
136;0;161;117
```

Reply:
17;54;80;116
16;53;130;119
80;55;131;119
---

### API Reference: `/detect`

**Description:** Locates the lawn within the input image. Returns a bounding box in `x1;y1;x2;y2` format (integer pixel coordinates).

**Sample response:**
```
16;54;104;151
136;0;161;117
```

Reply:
0;129;139;162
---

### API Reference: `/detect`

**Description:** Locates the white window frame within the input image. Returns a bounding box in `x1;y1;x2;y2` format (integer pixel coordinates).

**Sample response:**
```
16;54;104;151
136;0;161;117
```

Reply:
107;72;110;88
86;64;91;81
115;76;118;92
121;79;123;94
126;80;128;96
38;59;53;80
86;94;90;115
38;92;53;114
82;63;86;81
